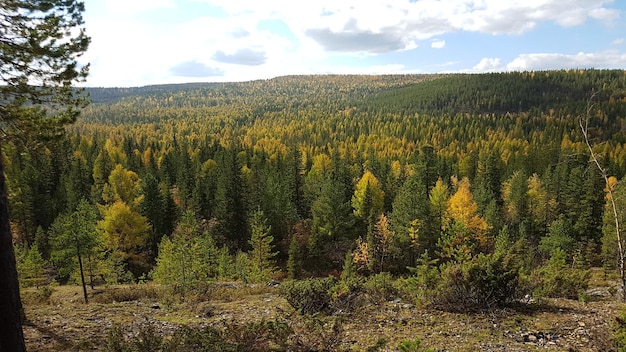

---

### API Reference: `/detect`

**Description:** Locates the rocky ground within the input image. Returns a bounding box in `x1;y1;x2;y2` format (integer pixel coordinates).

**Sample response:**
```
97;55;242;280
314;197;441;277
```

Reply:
22;283;624;351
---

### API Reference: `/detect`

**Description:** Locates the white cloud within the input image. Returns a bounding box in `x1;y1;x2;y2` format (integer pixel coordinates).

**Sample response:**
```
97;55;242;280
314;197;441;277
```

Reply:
83;9;296;86
195;0;620;48
612;38;625;46
468;58;504;72
82;0;624;86
431;40;446;49
81;18;175;86
506;50;626;71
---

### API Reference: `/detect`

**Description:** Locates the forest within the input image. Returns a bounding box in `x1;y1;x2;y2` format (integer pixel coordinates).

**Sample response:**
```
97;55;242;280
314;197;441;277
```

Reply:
9;69;626;310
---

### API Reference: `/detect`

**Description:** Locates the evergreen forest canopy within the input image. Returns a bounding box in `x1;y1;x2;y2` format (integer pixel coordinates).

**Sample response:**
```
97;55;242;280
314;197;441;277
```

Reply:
8;70;626;296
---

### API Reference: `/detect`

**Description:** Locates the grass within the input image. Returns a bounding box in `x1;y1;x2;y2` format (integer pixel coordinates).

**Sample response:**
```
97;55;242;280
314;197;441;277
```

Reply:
91;284;161;304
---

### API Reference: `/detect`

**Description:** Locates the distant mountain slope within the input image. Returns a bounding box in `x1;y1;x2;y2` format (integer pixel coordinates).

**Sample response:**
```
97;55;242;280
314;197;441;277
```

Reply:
361;70;626;116
83;70;626;121
86;83;223;104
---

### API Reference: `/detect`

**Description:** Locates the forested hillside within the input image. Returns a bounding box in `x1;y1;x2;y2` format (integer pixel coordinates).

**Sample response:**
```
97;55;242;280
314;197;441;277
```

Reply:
8;70;626;296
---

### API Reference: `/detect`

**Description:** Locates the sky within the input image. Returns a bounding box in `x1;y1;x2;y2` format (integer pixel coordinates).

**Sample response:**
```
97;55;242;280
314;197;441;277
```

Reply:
82;0;626;87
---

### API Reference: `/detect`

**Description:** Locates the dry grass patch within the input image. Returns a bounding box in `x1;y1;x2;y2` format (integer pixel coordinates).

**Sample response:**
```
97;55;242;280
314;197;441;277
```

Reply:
91;284;161;304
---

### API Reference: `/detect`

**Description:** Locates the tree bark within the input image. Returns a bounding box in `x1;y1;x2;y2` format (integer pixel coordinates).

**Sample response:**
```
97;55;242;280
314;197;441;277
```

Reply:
77;244;88;304
0;142;27;352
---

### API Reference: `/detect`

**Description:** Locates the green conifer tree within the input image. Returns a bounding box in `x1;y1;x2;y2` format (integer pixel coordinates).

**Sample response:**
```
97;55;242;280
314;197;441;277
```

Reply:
248;209;278;283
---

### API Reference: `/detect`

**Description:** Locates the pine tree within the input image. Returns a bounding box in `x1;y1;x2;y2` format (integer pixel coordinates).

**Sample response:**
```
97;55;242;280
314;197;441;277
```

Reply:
248;209;278;283
261;168;297;249
310;175;355;248
15;244;46;288
50;199;99;302
62;152;92;213
474;151;502;214
152;210;219;294
287;234;303;279
390;171;431;258
140;173;166;256
0;1;89;347
91;149;114;204
539;215;575;257
215;148;248;250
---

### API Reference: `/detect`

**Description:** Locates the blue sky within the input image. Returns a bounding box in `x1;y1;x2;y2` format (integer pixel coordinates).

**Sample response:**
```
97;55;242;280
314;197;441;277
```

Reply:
82;0;626;87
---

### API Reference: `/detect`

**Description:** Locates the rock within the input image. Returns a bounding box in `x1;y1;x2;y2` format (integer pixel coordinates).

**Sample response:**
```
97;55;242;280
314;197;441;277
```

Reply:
586;287;611;298
527;334;538;342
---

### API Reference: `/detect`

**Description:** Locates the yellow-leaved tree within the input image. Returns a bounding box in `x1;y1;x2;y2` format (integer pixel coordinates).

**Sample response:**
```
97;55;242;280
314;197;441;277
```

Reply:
352;170;385;220
98;201;150;278
98;164;150;279
99;201;149;256
442;177;490;259
102;164;144;208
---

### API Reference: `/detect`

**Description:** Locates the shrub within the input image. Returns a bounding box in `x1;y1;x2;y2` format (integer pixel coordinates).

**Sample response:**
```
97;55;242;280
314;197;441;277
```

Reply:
531;248;591;299
366;338;388;351
363;272;397;303
106;324;132;352
21;284;55;305
432;253;519;310
613;309;626;352
398;337;434;352
397;251;440;305
133;322;163;352
288;315;344;351
222;320;292;351
106;319;292;352
92;285;160;304
329;276;366;312
280;277;336;314
36;285;55;303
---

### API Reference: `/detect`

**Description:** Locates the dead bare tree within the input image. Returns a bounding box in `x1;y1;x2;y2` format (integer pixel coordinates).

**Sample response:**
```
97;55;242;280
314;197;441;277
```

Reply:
579;91;625;301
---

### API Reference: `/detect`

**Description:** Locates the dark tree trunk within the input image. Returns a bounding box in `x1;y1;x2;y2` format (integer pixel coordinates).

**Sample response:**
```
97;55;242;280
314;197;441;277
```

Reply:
0;143;27;352
76;244;88;304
